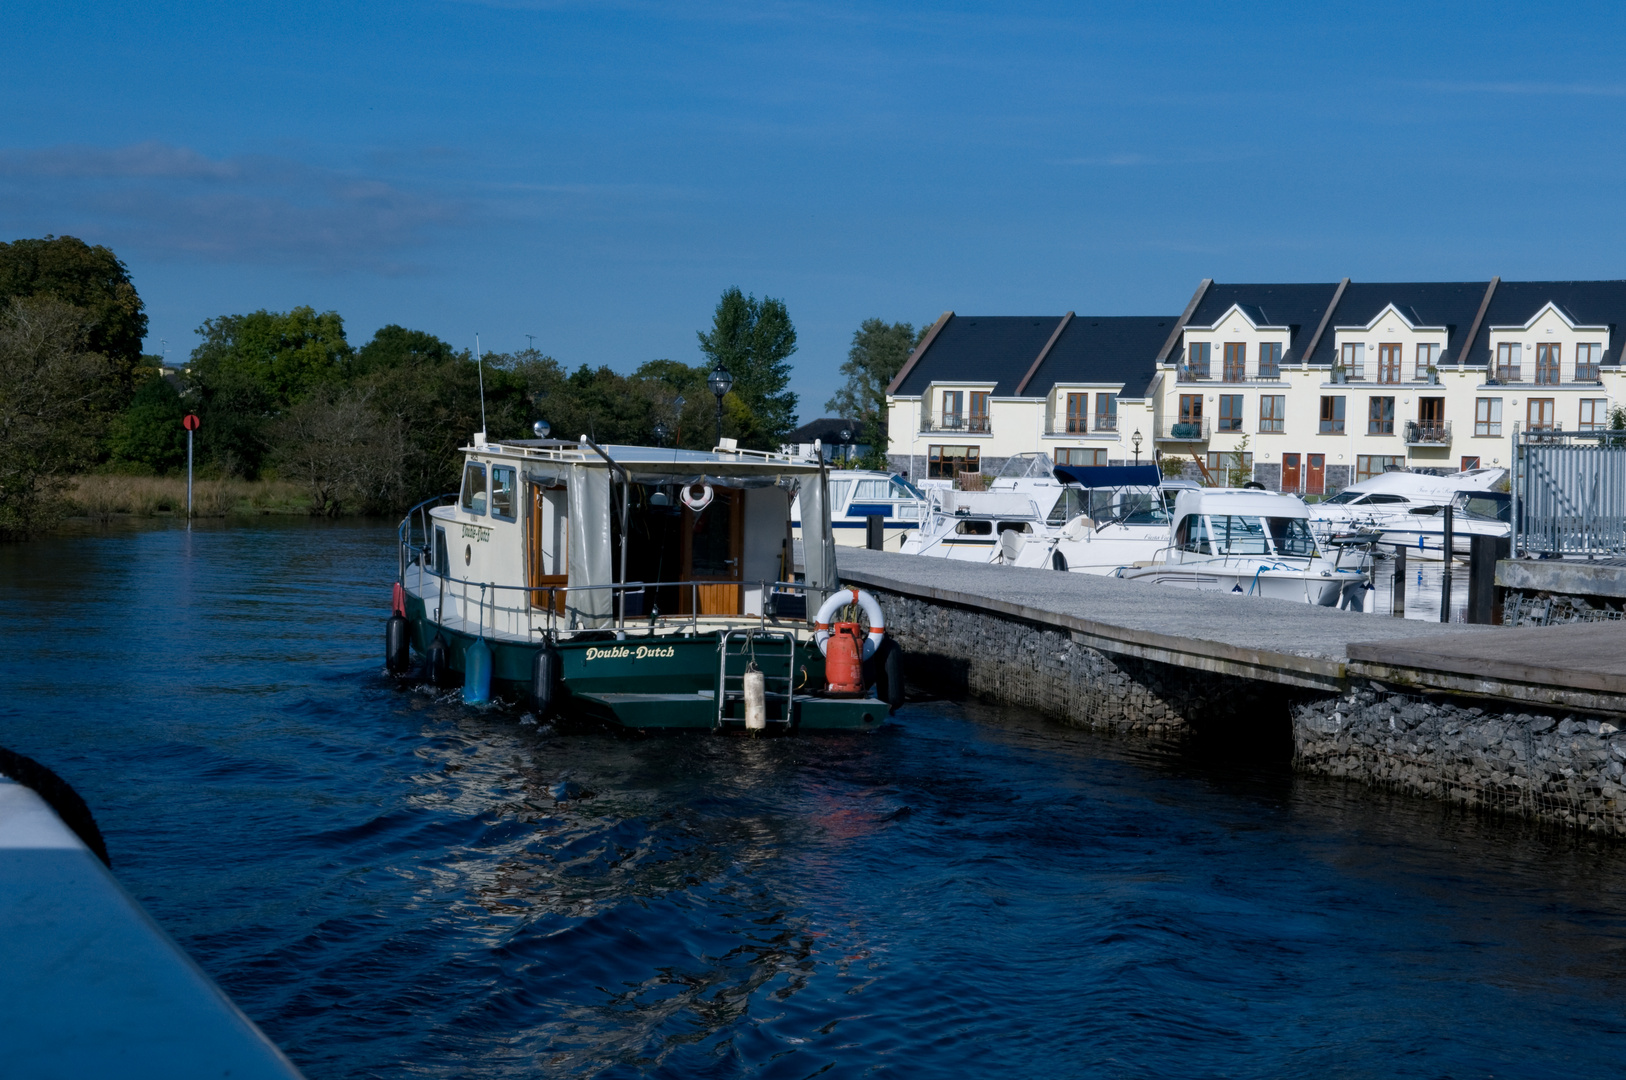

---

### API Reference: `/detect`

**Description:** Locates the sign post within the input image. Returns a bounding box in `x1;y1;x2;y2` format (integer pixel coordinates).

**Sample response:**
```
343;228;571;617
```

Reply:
182;414;200;526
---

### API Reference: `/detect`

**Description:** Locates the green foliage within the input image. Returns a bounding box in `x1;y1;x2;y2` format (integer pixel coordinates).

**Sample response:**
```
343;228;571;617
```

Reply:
107;373;187;473
188;307;352;476
695;287;798;447
827;318;923;448
0;296;117;535
1225;435;1252;488
0;235;147;390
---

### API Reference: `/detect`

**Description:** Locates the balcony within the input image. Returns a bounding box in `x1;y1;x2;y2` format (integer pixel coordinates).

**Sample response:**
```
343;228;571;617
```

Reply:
1403;420;1453;446
1156;417;1211;442
1045;417;1117;436
1176;364;1209;383
920;415;991;435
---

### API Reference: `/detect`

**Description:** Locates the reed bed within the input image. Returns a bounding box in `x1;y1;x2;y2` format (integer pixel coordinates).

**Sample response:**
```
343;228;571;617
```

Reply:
66;475;312;520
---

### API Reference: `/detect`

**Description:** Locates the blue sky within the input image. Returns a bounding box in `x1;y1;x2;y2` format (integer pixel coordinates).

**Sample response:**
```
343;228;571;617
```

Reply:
5;0;1625;413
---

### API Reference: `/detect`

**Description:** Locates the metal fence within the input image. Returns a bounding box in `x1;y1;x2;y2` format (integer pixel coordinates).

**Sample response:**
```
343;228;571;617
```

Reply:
1513;427;1626;557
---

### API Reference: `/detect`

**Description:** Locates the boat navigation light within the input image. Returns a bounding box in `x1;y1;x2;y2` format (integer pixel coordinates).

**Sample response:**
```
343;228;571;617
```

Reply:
533;419;552;439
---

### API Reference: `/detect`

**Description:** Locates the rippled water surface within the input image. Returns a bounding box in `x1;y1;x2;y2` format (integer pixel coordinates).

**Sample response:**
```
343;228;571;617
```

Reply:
5;520;1626;1078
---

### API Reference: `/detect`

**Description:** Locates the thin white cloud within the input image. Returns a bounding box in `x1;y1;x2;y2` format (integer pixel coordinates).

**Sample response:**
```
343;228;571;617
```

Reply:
0;142;466;274
1416;80;1626;97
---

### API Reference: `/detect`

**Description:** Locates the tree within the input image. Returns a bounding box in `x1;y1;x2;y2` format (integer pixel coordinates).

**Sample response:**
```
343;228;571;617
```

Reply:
826;318;923;451
0;236;147;392
270;387;404;516
0;296;116;535
187;306;352;475
106;372;187;473
696;287;798;447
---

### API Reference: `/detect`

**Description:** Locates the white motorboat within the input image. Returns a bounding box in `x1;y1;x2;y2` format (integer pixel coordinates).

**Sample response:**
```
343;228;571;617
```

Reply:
898;486;1052;562
790;469;927;550
1310;467;1506;535
1007;464;1197;575
1371;490;1512;561
1118;488;1371;607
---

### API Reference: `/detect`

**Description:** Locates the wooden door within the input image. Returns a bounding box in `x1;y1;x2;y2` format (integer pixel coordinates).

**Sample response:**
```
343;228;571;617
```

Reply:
681;489;743;615
528;483;568;613
1378;343;1402;383
1281;453;1300;493
1306;454;1325;495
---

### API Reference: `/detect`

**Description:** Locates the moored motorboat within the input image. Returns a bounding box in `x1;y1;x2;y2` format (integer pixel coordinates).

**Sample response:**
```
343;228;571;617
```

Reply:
1007;464;1196;575
391;435;900;730
1117;488;1372;606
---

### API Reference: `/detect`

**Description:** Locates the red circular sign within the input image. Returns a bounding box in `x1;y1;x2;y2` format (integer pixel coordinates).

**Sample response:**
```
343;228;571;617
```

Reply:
182;414;200;431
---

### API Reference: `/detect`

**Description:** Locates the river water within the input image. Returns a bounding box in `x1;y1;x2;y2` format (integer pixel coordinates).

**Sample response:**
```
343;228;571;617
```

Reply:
4;520;1626;1078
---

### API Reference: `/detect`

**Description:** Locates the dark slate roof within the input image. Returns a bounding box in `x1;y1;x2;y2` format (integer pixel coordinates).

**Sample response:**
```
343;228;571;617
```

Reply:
891;315;1064;396
1022;315;1175;398
786;416;869;443
1185;282;1340;362
1309;281;1490;367
1467;280;1626;366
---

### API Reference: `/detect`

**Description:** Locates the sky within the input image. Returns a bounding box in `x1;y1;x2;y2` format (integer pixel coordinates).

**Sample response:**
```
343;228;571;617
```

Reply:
5;0;1626;414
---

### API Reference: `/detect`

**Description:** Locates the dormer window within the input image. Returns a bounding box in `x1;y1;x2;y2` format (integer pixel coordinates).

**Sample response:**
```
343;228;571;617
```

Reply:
1577;343;1602;381
1258;342;1281;380
1414;343;1438;379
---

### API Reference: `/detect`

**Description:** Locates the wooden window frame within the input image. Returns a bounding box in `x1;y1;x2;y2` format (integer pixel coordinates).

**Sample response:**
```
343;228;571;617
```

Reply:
1223;342;1246;382
1535;342;1560;386
1319;396;1345;434
1258;394;1285;434
1218;394;1244;432
1377;342;1403;384
1065;392;1087;434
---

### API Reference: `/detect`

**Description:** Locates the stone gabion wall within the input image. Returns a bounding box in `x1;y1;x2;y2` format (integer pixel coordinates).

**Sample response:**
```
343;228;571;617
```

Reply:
1501;589;1626;627
1292;682;1626;834
872;588;1294;738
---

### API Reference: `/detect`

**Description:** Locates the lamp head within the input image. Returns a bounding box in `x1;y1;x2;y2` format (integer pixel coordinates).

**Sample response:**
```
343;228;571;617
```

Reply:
533;419;552;439
708;366;733;398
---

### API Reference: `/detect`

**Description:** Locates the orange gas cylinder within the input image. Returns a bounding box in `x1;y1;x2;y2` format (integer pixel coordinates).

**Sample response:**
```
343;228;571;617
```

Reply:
824;621;865;693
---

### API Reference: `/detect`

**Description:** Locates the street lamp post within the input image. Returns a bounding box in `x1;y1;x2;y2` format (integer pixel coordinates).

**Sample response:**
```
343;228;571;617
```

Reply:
1132;428;1143;465
707;366;733;448
653;421;668;448
840;425;852;463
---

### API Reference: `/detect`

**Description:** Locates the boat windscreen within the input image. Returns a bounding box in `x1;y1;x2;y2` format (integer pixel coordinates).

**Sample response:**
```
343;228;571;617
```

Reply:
1455;492;1511;522
1323;490;1361;504
1267;517;1318;557
1208;515;1272;555
996;452;1055;479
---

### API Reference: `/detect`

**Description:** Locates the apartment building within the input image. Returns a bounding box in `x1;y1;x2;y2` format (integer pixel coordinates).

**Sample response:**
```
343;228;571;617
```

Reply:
885;313;1176;480
886;279;1624;493
1159;278;1624;492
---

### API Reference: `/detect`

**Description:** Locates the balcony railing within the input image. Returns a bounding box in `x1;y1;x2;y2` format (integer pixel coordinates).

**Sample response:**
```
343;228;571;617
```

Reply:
1044;416;1117;436
920;415;992;434
1403;420;1453;446
1177;364;1209;382
1156;417;1211;442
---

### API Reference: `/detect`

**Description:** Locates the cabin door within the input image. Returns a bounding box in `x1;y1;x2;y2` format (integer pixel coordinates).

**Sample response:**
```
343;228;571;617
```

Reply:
681;489;743;615
528;483;568;613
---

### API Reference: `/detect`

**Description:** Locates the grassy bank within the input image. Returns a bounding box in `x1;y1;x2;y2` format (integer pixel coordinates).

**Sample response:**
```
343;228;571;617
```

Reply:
66;475;316;520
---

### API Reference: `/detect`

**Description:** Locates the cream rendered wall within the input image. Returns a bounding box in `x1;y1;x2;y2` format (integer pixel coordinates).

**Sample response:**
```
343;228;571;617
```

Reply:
1171;306;1293;474
1484;305;1617;436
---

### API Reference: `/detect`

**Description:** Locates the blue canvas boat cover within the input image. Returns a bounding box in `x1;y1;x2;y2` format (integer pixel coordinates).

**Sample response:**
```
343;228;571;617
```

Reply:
1052;464;1163;488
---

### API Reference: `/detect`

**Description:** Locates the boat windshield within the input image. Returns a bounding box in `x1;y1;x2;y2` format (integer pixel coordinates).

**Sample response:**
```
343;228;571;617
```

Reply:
890;475;924;499
1454;491;1511;522
1047;486;1168;526
1179;514;1271;555
1266;517;1318;557
995;452;1055;479
1323;490;1362;504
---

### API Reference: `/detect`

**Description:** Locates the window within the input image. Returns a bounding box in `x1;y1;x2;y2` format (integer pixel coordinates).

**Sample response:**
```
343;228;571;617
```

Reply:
1176;514;1210;554
826;480;851;509
433;526;448;578
1205;515;1271;555
1536;343;1560;386
1094;394;1117;431
853;479;890;499
1056;447;1106;466
955;519;992;535
927;444;979;479
1223;342;1246;382
1461;456;1480;471
941;390;963;428
1179;395;1203;422
1319;396;1345;434
1527;398;1556;431
1496;342;1521;381
1268;517;1318;557
1580;398;1607;432
1474;398;1502;436
1218;394;1244;432
1415;343;1439;379
1205;451;1254;478
1184;342;1210;380
490;465;516;520
1340;342;1365;379
1356;455;1404;482
1577;343;1602;381
1377;343;1402;384
1065;393;1087;434
1258;394;1285;433
1368;396;1395;435
460;462;487;515
1258;342;1282;380
969;391;990;432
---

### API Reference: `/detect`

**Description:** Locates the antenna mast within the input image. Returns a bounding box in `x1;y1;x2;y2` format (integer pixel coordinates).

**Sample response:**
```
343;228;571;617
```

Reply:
475;333;487;436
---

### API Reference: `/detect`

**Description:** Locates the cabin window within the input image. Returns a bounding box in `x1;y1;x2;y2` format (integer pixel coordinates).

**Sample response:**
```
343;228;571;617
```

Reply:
1177;515;1210;554
955;519;992;535
890;478;920;499
434;526;449;578
997;522;1029;534
490;466;516;520
1267;517;1317;557
460;462;487;515
827;480;852;510
1208;515;1271;555
854;479;890;500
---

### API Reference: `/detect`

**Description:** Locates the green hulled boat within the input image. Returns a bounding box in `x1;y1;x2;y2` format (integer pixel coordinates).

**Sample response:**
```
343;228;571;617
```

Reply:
390;434;898;731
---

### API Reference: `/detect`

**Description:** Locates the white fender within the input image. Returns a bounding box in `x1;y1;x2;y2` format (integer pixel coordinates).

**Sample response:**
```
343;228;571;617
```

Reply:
680;481;714;512
813;587;885;660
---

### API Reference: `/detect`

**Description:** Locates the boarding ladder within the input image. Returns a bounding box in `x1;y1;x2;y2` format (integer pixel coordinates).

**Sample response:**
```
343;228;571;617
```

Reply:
715;629;797;729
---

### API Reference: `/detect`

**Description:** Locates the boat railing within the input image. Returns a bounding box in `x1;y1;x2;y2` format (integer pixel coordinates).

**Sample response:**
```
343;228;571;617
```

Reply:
400;563;823;640
397;493;458;581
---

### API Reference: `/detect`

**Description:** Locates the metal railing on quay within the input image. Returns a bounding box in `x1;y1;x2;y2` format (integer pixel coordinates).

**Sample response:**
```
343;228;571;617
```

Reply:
1513;426;1626;558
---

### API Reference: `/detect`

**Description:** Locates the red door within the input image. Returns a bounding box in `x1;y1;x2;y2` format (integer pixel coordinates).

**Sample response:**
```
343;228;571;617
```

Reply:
1306;454;1325;495
1281;453;1300;493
